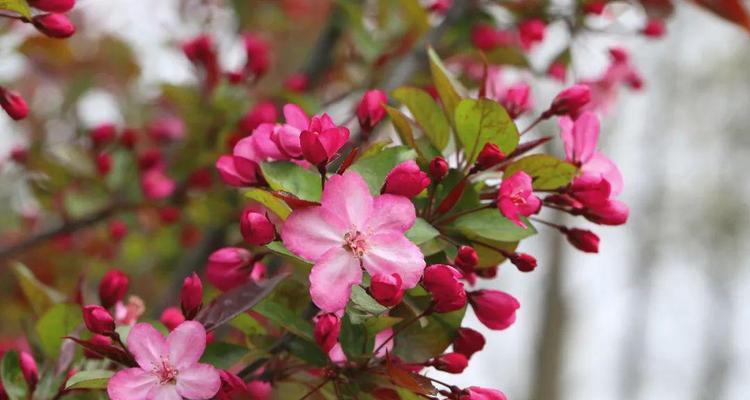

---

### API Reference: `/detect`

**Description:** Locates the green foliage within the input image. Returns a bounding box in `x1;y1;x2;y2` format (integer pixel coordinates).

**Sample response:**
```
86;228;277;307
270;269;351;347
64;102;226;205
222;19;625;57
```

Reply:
64;370;114;390
428;47;464;127
254;300;314;341
287;336;328;367
348;286;389;324
245;188;292;220
349;146;417;194
384;105;424;161
13;263;65;316
504;154;578;190
0;0;31;19
447;208;536;242
404;218;439;246
392;87;450;151
340;314;373;359
454;98;519;165
1;351;28;400
200;342;248;369
391;296;465;362
35;303;82;358
261;161;322;202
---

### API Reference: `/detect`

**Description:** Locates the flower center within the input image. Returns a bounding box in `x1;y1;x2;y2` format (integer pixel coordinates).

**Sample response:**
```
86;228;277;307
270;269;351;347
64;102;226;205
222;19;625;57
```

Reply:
510;193;527;206
152;357;179;385
343;230;369;258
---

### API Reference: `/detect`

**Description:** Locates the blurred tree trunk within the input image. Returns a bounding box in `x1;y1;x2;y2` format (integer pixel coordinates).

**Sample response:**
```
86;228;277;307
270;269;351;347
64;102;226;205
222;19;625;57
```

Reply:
530;229;568;400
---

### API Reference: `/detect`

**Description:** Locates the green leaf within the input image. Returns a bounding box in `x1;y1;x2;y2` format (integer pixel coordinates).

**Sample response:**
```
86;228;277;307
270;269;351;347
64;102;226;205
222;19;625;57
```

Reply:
392;87;450;151
392;301;465;362
405;218;439;245
200;342;248;369
454;98;519;165
64;370;114;390
12;263;65;315
253;300;314;341
244;188;292;220
349;146;417;194
472;239;519;269
287;336;328;367
428;47;463;127
348;286;388;324
504;154;578;190
1;352;28;400
339;314;372;359
260;161;322;202
364;316;403;335
384;105;423;160
0;0;31;18
448;208;536;242
398;0;429;36
35;303;83;358
230;313;266;336
483;47;530;67
266;241;309;264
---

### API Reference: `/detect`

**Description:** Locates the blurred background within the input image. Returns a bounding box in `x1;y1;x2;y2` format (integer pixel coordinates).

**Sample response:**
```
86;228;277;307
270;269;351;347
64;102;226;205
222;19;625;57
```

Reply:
2;1;750;400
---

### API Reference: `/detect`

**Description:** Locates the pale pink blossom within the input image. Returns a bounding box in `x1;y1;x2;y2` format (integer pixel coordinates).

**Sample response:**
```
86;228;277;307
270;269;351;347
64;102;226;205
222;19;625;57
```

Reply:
281;171;425;312
497;172;541;228
107;321;220;400
141;168;176;200
114;296;145;326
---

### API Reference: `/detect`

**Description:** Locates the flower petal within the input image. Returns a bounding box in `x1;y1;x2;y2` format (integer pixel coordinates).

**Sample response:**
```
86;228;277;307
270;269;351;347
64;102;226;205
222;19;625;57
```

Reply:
309;247;362;312
176;363;222;400
573;112;599;164
367;194;416;233
558;116;575;162
107;368;157;400
362;232;425;288
282;206;346;261
283;103;309;130
581;152;623;196
167;321;206;370
146;384;181;400
320;171;373;228
127;323;167;370
374;328;394;358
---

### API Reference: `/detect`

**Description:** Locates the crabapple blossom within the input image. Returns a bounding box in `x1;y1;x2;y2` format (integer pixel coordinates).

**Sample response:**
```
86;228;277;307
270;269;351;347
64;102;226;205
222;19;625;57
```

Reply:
543;84;591;118
205;247;258;291
32;13;76;38
0;87;29;120
107;321;220;400
82;305;115;335
429;156;449;181
460;387;508;400
430;352;468;373
474;143;505;171
160;307;186;331
563;228;600;253
90;123;116;147
141;168;176;200
382;160;431;198
240;209;275;246
497;171;541;228
510;252;537;272
313;313;340;353
356;89;388;134
422;264;467;313
369;273;405;307
180;273;203;320
99;269;129;309
452;327;485;359
20;352;38;390
281;171;425;312
468;290;520;330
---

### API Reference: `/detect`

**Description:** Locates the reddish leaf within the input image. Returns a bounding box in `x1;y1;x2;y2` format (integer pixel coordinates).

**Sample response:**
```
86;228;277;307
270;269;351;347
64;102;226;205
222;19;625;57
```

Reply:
436;177;467;215
694;0;750;32
64;337;137;367
337;146;359;174
383;355;437;396
272;191;320;209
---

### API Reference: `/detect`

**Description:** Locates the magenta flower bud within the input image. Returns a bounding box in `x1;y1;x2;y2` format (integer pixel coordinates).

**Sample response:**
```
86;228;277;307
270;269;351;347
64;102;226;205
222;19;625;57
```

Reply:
10;146;28;164
160;307;185;331
474;143;505;171
502;83;532;119
461;387;507;400
422;264;467;313
95;152;112;176
239;101;277;133
180;273;203;320
474;265;498;279
369;273;405;307
518;18;546;50
455;245;478;274
563;228;600;253
283;73;309;92
430;352;468;374
108;220;128;242
545;84;591;118
642;18;666;38
82;305;116;335
429;156;449;181
182;34;214;64
140;168;176;200
356;89;387;133
98;269;129;309
89;123;116;147
382;160;431;198
584;199;629;226
547;62;567;82
313;313;340;353
217;370;250;400
147;117;184;143
83;334;113;359
471;23;499;50
216;155;260;187
205;247;255;291
510;252;537;272
32;13;76;39
240;209;275;246
452;327;485;359
243;33;271;77
468;290;520;330
120;128;138;149
0;87;29;121
19;351;38;390
28;0;75;12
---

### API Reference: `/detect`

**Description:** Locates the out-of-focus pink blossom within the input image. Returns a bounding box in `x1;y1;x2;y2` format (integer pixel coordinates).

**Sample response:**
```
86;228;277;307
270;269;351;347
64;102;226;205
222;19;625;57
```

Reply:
563;228;600;253
160;307;186;331
99;269;129;309
20;352;38;390
90;123;117;147
95;152;112;176
114;296;145;326
356;89;388;134
140;168;176;200
547;61;567;82
497;171;541;228
642;18;666;38
544;84;591;118
147;117;185;143
283;73;309;92
239;101;277;134
518;19;546;50
452;327;485;358
510;252;537;272
502;83;533;119
281;171;425;312
243;33;271;78
107;321;220;400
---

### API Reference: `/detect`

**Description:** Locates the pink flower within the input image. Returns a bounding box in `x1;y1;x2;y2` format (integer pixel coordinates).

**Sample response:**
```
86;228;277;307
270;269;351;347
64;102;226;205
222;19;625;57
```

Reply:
243;33;271;78
562;228;600;253
382;160;431;198
160;307;186;331
502;83;533;119
461;386;507;400
205;247;260;291
147;117;185;143
584;199;629;226
240;209;276;246
281;171;425;312
422;264;467;313
141;168;176;200
180;273;203;320
328;328;394;363
429;156;449;181
559;111;599;166
115;296;145;326
497;171;541;228
238;101;277;134
544;84;591;118
430;352;468;374
107;321;220;400
518;19;546;50
20;352;38;390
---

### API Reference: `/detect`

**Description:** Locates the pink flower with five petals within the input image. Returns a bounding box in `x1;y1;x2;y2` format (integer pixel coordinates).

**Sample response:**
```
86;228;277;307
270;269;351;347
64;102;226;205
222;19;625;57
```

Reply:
497;171;541;228
281;171;426;312
107;321;220;400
